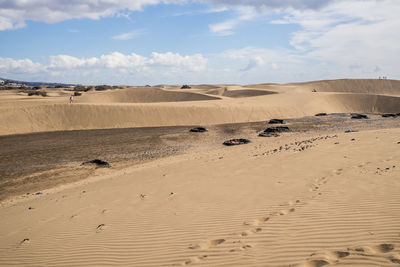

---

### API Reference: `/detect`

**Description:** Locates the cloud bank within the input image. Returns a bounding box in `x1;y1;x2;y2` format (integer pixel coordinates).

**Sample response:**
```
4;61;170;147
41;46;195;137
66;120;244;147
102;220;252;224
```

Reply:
0;0;343;31
0;51;208;83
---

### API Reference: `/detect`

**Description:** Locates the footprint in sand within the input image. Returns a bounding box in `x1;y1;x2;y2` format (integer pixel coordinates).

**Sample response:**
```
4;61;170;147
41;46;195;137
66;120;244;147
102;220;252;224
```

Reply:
288;200;301;206
334;169;343;175
18;238;30;247
304;259;330;267
228;242;253;253
305;243;398;267
373;243;395;253
349;243;395;255
305;250;350;266
182;255;208;265
240;227;262;237
96;224;106;232
243;217;269;226
251;227;262;233
188;239;225;250
241;244;252;250
279;208;295;215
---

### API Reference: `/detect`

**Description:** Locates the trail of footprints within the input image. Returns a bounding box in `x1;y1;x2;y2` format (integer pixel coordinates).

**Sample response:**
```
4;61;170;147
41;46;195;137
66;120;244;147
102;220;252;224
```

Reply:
181;175;330;265
181;157;400;265
252;135;338;157
303;243;400;266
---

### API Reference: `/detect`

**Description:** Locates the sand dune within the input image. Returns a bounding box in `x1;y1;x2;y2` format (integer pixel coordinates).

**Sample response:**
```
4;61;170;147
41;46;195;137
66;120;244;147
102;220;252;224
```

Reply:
1;128;399;266
1;79;400;266
249;79;400;95
1;79;399;136
291;79;400;95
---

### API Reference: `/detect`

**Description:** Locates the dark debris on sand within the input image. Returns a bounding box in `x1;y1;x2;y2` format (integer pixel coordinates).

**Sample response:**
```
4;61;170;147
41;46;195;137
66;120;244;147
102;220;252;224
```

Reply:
189;127;208;132
315;113;327;116
82;159;111;168
223;139;251;146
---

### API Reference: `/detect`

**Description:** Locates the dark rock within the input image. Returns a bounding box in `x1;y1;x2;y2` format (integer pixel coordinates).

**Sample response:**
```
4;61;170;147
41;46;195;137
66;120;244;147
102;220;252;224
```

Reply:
351;113;368;119
189;127;207;132
82;159;111;168
381;113;398;118
258;132;280;137
223;139;251;146
263;126;291;133
345;130;358;133
315;113;327;116
268;119;284;124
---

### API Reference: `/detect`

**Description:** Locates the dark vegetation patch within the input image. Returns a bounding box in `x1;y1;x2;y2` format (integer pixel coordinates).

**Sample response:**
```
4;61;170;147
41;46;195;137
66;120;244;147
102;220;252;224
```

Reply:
74;85;92;92
22;90;47;97
351;113;368;119
268;119;284;124
259;132;280;137
381;113;400;118
189;127;207;132
263;126;291;133
82;159;111;168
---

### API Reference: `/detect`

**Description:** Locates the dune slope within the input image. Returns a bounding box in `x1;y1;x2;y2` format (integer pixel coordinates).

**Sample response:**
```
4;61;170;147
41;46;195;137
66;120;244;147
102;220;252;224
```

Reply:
0;128;399;266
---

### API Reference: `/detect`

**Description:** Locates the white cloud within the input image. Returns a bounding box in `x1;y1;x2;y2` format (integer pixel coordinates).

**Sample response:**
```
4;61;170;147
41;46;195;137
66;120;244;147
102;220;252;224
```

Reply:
0;0;344;31
209;20;236;36
150;52;208;71
241;56;264;71
209;0;400;81
0;0;183;30
221;46;302;73
112;29;145;40
208;5;258;35
203;0;337;10
0;57;44;74
279;0;400;75
0;51;208;83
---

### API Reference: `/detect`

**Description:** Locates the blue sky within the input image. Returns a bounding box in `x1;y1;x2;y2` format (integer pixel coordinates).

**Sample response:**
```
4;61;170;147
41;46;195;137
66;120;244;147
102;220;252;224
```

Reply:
0;0;399;85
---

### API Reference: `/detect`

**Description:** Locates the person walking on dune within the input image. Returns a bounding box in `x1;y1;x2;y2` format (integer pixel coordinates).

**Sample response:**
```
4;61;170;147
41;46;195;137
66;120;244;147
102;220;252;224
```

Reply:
69;94;74;103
